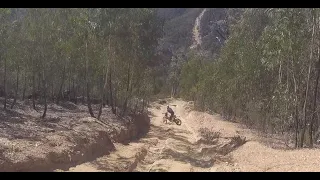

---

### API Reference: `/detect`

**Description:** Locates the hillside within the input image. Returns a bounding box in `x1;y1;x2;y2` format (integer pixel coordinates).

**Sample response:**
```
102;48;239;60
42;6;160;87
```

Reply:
156;8;244;59
153;8;244;96
2;8;320;172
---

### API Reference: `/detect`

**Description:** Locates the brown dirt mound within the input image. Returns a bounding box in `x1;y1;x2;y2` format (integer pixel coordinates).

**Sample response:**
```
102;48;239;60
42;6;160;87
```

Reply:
0;99;151;172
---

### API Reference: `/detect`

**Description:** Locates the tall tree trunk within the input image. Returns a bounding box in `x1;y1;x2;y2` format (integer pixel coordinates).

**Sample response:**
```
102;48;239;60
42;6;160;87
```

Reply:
309;50;320;147
105;86;109;106
3;54;7;110
278;60;282;84
109;63;115;114
41;70;47;118
98;72;106;120
81;81;84;104
310;15;320;147
37;71;41;92
32;60;36;111
22;70;26;100
122;56;132;116
68;71;71;101
85;39;95;118
292;70;299;148
72;75;76;104
38;72;42;102
114;85;118;115
289;33;299;148
57;62;66;104
41;29;47;119
295;105;299;148
11;65;20;109
98;33;111;120
51;80;54;102
142;97;146;113
300;15;316;148
310;68;320;147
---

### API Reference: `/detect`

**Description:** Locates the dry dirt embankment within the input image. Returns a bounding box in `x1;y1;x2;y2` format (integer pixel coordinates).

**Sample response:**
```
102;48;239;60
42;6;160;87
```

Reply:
0;99;150;172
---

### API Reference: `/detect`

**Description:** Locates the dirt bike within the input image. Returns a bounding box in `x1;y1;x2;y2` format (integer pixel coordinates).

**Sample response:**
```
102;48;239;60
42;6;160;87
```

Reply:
163;112;182;126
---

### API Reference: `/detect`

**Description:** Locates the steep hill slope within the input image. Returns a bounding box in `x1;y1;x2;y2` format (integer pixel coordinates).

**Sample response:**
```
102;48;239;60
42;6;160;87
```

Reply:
157;8;244;59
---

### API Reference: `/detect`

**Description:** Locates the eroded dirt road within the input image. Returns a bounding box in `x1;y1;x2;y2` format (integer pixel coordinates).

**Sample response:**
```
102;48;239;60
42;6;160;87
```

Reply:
63;99;320;172
63;99;244;172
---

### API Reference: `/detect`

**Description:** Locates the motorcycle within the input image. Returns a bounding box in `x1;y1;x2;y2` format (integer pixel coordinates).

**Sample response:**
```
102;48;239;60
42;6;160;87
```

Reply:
163;112;182;126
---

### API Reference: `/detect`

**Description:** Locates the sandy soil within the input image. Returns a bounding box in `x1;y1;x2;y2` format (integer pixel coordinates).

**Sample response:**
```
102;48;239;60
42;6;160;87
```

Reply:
66;99;320;172
65;99;244;172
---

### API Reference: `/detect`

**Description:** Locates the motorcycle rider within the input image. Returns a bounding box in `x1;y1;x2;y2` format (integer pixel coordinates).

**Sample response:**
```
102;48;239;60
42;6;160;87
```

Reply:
166;105;174;121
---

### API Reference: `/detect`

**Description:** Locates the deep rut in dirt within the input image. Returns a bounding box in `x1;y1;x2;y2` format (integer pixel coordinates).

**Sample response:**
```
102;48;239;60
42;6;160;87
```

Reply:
133;125;246;172
64;100;247;172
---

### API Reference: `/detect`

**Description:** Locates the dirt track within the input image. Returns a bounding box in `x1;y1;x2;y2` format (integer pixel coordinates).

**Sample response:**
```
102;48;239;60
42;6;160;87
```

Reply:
64;99;245;172
62;99;320;172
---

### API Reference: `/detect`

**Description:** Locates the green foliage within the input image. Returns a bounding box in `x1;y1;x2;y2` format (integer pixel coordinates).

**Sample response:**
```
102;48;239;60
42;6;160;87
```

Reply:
0;8;162;116
178;8;320;143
